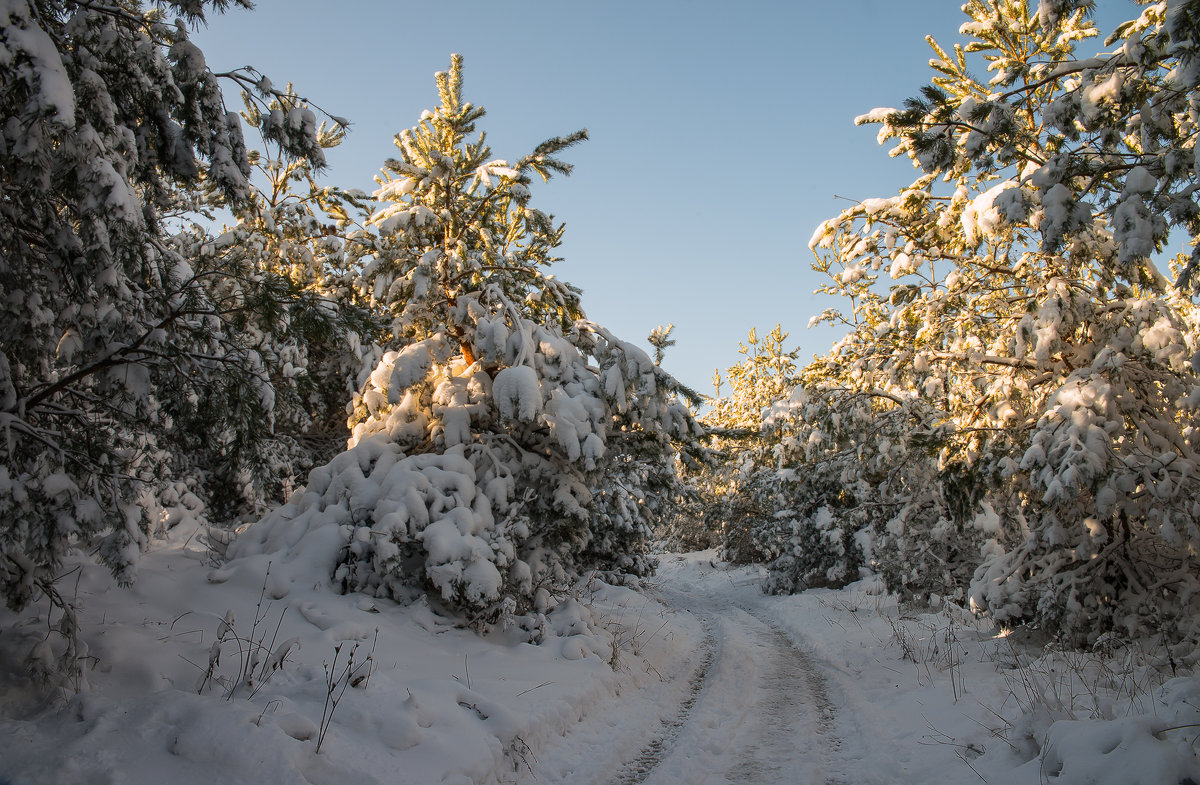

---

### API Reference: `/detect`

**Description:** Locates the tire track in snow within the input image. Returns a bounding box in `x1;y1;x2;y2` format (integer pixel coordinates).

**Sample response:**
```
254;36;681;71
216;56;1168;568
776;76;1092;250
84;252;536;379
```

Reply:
727;608;844;785
609;590;845;785
606;615;718;785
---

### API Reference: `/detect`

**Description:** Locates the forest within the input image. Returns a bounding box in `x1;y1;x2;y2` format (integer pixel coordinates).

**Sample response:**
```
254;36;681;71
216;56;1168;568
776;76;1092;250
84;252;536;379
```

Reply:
3;1;1200;783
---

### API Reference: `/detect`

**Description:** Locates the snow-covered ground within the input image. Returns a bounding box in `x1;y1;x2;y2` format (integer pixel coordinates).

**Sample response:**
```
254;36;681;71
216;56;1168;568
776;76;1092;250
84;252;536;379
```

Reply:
0;517;695;785
641;554;1200;785
2;537;1198;784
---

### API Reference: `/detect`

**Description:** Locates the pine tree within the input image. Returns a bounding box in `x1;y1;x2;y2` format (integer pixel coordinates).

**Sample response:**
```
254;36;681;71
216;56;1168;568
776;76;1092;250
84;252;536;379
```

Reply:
796;0;1200;648
0;0;334;672
690;326;802;562
706;326;801;432
232;57;701;619
170;87;380;520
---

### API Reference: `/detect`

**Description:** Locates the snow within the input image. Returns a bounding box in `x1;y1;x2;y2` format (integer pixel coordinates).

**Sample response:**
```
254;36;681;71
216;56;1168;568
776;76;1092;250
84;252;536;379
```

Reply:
0;0;76;128
387;341;435;394
859;196;898;216
1039;182;1080;249
492;364;542;421
1112;194;1159;262
3;544;1197;784
643;556;1200;785
854;107;897;125
373;177;416;200
1037;716;1198;784
0;517;687;785
973;501;1003;534
1123;166;1157;197
889;251;915;278
533;554;1200;785
1081;72;1124;123
807;219;833;250
962;180;1020;245
39;471;79;500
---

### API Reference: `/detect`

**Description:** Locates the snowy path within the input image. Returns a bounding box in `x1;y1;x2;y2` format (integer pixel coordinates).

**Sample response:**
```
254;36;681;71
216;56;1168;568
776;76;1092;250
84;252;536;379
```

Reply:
626;589;846;785
531;562;847;785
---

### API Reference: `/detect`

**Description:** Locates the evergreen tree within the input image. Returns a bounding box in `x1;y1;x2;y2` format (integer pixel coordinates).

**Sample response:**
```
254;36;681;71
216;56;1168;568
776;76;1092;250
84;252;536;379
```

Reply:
794;0;1200;648
707;326;801;433
232;57;700;619
0;0;333;672
171;87;379;521
681;326;800;560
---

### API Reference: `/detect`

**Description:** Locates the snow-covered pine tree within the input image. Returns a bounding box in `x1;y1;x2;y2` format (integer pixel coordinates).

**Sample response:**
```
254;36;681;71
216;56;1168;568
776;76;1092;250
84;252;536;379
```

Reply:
693;326;950;593
756;384;975;596
590;324;701;574
707;326;801;435
171;87;380;521
230;56;701;621
228;86;378;442
0;0;332;659
679;326;801;560
799;0;1200;648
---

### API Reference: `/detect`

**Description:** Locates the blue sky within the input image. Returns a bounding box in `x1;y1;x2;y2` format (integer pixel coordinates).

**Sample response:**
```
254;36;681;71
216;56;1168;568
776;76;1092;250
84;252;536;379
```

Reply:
194;0;1139;396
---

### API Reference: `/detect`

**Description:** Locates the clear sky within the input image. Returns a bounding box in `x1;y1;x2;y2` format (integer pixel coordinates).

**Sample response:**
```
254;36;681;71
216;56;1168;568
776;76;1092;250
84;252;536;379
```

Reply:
192;0;1139;397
